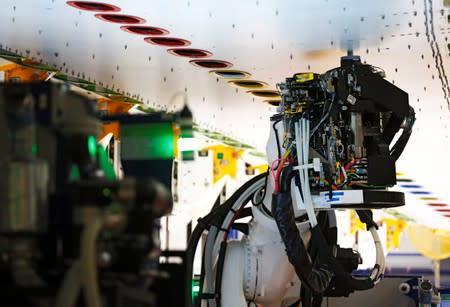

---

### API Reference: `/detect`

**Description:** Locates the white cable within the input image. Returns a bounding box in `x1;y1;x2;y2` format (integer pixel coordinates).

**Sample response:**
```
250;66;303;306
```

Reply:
295;120;317;227
205;177;266;305
303;119;317;227
341;166;347;184
296;121;312;224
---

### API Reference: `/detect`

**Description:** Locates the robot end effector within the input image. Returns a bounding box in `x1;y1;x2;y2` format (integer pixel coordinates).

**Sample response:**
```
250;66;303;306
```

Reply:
270;55;415;300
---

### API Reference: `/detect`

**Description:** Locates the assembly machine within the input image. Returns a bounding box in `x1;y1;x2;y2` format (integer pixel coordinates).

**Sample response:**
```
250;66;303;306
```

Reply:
185;56;436;307
0;82;176;306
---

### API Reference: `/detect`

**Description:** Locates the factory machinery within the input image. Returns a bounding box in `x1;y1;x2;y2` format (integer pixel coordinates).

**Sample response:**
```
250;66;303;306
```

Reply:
0;82;183;306
185;56;442;307
0;56;442;307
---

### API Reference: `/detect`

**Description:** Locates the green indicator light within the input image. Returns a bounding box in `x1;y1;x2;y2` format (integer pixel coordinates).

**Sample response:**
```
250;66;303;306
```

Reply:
192;279;200;302
69;164;80;181
102;188;111;197
31;143;37;155
87;135;98;157
217;153;224;159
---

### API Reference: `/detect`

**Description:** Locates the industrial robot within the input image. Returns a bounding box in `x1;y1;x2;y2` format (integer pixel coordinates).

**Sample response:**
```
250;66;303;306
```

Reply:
186;55;417;307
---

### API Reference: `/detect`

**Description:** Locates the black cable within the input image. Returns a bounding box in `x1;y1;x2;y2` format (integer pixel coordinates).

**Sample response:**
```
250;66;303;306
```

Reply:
196;247;206;307
214;241;228;307
272;176;334;294
185;221;207;307
185;173;267;307
235;207;253;220
310;94;335;137
213;194;254;299
272;118;282;167
390;106;415;161
252;171;269;206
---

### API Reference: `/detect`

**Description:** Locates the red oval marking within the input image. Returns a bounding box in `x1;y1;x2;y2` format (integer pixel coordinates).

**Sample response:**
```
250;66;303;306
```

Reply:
190;60;233;69
427;203;448;207
121;26;169;36
67;1;120;12
95;14;145;24
145;37;191;47
167;48;212;58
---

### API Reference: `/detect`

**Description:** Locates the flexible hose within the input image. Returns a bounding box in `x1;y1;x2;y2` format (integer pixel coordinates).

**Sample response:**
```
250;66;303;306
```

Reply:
80;213;124;307
206;175;266;306
81;216;104;307
204;226;218;307
55;261;81;307
272;191;333;295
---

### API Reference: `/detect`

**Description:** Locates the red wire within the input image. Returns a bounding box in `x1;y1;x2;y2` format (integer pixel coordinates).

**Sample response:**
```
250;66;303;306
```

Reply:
274;155;288;193
271;158;281;182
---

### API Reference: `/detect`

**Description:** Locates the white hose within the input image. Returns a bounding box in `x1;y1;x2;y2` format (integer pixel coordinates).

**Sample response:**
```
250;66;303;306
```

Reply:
55;261;81;307
204;226;218;307
81;216;104;307
81;213;124;307
204;177;266;305
212;177;266;261
369;226;385;283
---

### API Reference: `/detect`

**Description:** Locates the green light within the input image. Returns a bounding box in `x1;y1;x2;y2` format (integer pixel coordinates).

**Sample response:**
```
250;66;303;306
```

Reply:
192;279;200;302
69;164;80;181
31;143;37;155
87;135;97;157
121;123;174;160
98;146;116;180
102;188;111;197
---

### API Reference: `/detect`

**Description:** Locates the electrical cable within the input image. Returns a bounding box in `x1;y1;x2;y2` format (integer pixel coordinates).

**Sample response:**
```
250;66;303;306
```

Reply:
310;94;335;137
186;174;266;307
390;107;415;161
272;118;282;162
212;176;267;305
185;218;208;307
294;119;317;227
204;225;218;307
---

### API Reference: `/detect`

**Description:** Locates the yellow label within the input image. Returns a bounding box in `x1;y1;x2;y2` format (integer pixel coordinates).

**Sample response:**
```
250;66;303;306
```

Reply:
294;72;315;83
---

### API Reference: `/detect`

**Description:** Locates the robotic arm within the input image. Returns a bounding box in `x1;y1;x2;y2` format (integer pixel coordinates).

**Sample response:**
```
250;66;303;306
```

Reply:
186;56;415;307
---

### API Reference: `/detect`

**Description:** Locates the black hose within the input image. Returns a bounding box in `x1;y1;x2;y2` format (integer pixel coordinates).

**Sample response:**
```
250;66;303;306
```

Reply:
272;191;333;295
